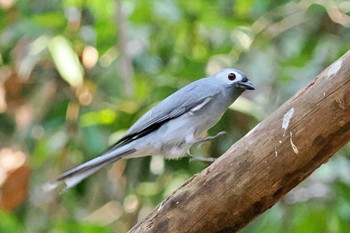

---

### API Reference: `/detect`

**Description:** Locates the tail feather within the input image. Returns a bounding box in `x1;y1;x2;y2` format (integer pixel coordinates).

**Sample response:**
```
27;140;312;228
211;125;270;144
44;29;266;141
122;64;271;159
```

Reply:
43;148;136;193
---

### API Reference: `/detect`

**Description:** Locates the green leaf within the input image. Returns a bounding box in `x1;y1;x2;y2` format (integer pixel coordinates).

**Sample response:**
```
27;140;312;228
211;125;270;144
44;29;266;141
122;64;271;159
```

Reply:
80;109;117;127
32;12;66;28
49;36;84;87
0;211;22;233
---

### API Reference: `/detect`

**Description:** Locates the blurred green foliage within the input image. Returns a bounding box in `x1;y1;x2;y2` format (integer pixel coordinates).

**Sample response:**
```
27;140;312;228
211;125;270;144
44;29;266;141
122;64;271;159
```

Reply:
0;0;349;232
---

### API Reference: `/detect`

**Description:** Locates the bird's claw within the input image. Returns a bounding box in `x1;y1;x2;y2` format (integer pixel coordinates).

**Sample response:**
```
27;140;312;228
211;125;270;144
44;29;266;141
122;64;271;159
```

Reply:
187;150;216;163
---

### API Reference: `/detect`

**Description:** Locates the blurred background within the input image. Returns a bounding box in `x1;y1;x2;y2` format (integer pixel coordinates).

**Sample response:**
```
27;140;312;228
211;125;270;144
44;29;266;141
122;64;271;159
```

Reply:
0;0;349;232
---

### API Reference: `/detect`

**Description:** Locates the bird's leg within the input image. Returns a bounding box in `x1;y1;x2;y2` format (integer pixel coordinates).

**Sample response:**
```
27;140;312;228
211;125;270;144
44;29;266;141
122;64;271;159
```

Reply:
186;131;226;163
192;131;226;145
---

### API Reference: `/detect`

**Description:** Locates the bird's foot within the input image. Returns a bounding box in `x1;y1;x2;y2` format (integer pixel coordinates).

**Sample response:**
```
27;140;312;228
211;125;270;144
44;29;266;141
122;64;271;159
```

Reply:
186;131;225;163
187;150;216;163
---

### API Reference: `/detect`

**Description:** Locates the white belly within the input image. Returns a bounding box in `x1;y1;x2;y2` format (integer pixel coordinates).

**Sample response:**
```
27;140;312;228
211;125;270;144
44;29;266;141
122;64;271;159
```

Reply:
130;96;227;159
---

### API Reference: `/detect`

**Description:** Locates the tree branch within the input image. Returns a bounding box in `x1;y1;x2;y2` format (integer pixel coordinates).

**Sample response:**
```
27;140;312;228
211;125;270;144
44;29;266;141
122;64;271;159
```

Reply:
115;0;134;97
129;51;350;233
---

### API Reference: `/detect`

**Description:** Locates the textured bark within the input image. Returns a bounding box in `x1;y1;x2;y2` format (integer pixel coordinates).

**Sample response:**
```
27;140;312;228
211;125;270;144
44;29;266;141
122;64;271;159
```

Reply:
129;51;350;233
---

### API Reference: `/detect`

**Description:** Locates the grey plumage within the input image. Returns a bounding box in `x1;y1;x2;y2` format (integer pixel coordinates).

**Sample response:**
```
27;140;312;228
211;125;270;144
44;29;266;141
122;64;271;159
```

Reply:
45;68;255;192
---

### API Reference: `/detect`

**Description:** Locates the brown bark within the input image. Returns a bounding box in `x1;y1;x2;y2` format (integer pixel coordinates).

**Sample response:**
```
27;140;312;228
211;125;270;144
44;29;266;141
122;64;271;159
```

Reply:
129;51;350;233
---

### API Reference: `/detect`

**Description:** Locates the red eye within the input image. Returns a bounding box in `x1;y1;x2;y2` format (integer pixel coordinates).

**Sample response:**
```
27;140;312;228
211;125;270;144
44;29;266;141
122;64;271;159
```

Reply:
228;73;236;80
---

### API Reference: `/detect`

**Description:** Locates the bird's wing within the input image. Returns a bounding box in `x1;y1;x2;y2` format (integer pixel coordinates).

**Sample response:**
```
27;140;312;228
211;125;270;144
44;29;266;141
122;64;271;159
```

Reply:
106;78;221;151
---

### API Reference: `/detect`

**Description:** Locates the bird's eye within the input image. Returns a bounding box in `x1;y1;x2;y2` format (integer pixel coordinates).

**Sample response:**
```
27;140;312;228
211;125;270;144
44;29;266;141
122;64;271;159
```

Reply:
228;73;236;81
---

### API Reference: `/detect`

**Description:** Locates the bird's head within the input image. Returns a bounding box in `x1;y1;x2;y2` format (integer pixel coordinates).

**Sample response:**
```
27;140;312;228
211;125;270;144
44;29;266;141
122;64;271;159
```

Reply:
214;68;255;91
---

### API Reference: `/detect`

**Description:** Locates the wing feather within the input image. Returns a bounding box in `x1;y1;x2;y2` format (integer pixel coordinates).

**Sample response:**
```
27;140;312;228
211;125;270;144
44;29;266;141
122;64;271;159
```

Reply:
105;78;221;151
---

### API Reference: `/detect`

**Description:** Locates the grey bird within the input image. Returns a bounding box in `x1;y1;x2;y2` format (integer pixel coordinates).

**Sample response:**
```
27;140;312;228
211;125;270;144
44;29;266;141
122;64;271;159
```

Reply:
45;68;255;192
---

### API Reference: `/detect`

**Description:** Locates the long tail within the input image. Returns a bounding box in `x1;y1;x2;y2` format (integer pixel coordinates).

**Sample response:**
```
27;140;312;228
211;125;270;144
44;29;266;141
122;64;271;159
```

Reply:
43;148;136;192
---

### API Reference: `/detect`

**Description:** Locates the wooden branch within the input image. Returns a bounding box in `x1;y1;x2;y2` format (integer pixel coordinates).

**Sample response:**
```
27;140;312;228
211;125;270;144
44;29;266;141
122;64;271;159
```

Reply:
115;0;134;96
129;51;350;233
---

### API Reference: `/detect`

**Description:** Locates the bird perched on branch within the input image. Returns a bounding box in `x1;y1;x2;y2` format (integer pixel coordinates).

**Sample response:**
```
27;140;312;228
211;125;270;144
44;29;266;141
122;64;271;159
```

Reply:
45;68;255;192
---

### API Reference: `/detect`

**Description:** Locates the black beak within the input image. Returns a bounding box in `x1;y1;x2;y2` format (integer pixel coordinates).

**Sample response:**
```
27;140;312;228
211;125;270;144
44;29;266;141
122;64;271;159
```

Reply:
236;77;255;90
